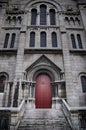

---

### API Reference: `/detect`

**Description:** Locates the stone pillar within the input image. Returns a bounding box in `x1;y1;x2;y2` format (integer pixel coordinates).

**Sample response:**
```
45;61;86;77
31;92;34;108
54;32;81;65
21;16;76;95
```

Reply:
61;32;79;106
79;5;86;31
11;26;26;106
71;112;79;130
18;79;22;105
15;31;26;80
59;13;79;107
37;6;40;25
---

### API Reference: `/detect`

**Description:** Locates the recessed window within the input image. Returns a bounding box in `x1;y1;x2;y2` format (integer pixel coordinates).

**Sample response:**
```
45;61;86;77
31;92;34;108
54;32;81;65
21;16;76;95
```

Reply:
40;32;46;47
50;9;56;25
52;32;57;47
0;75;6;93
4;33;10;48
40;5;47;25
81;76;86;93
31;9;37;25
30;32;35;47
10;33;16;48
77;34;83;49
71;34;76;49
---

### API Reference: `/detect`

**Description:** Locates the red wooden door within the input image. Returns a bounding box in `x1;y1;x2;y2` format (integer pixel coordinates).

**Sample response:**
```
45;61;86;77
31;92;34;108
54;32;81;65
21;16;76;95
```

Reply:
35;74;52;108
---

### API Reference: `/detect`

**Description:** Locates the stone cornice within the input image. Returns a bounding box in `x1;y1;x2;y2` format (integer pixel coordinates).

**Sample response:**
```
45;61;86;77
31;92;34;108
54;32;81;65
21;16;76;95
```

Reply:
6;9;25;15
24;48;62;54
0;49;17;55
62;11;80;15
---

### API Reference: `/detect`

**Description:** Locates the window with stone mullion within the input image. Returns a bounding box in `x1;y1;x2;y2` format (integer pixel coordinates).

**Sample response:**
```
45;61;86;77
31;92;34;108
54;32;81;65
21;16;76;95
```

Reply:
77;34;83;49
40;5;47;25
31;9;37;25
52;32;57;47
40;32;46;47
50;9;56;25
10;33;16;48
81;76;86;93
4;33;10;48
30;32;35;47
71;34;76;49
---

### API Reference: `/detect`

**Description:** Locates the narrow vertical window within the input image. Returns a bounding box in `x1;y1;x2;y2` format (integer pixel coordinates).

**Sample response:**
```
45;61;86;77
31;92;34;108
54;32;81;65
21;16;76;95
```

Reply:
10;33;16;48
4;33;10;48
50;9;56;25
0;75;6;92
40;5;47;25
77;34;83;49
30;32;35;47
81;76;86;93
40;32;46;47
71;34;76;48
52;32;57;47
31;9;37;25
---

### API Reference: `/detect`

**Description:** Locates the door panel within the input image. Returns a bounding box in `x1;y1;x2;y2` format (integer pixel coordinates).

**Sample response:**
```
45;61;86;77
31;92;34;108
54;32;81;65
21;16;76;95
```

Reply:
35;74;52;108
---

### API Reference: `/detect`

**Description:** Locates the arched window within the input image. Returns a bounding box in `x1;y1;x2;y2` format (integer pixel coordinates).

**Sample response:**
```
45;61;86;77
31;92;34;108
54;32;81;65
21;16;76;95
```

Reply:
40;5;47;25
40;32;46;47
30;32;35;47
4;33;10;48
10;33;16;48
0;75;6;92
31;9;37;25
50;9;56;25
52;32;57;47
77;34;83;49
71;34;76;48
81;76;86;93
65;17;70;25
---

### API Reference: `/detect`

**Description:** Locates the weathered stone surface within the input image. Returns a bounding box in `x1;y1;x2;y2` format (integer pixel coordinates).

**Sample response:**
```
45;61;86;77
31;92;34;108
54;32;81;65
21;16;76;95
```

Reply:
18;102;71;130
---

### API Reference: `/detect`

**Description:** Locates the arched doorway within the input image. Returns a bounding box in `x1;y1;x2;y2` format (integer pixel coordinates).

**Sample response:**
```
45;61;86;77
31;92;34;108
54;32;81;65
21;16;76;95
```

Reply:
35;74;52;108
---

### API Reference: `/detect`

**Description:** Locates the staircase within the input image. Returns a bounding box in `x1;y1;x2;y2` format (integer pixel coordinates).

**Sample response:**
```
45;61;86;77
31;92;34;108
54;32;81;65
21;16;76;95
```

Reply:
18;101;72;130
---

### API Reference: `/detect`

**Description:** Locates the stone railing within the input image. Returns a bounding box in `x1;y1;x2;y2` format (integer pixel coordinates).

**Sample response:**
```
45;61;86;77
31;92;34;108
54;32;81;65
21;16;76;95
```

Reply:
62;99;86;130
0;99;25;130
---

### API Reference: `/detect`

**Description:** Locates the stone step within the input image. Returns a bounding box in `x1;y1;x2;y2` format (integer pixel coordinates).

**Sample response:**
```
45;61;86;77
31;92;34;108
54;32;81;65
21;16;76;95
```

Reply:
17;103;72;130
18;125;71;130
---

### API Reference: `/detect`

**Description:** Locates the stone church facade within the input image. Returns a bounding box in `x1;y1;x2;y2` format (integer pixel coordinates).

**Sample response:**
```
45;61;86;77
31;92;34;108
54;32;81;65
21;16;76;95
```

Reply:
0;0;86;129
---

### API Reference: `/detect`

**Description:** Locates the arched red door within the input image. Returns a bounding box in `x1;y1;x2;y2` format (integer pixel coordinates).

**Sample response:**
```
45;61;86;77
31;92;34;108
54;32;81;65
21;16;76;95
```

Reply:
35;74;52;108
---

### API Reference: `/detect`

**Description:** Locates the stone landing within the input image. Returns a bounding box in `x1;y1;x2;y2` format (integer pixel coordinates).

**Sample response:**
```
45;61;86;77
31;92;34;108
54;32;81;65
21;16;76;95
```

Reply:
17;101;72;130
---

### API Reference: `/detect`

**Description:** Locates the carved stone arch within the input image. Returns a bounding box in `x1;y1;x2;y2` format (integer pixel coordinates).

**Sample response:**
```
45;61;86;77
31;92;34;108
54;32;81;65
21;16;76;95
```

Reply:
25;55;62;82
32;65;55;82
24;0;62;12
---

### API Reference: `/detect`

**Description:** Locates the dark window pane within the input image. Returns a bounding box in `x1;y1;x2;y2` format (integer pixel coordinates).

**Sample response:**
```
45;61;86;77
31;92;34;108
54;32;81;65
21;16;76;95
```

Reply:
77;34;83;49
0;75;6;93
31;9;37;25
40;5;46;25
30;32;35;47
40;32;46;47
81;76;86;93
10;33;16;48
50;9;56;25
71;34;76;48
4;33;10;48
52;32;57;47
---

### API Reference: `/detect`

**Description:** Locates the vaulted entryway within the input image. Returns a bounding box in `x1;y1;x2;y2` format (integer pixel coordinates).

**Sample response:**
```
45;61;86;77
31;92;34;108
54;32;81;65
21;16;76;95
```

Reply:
35;74;52;108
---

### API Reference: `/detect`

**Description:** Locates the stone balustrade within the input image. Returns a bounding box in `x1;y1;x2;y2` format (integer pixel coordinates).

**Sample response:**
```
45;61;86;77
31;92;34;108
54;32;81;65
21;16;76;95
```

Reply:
62;99;86;130
0;99;25;130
